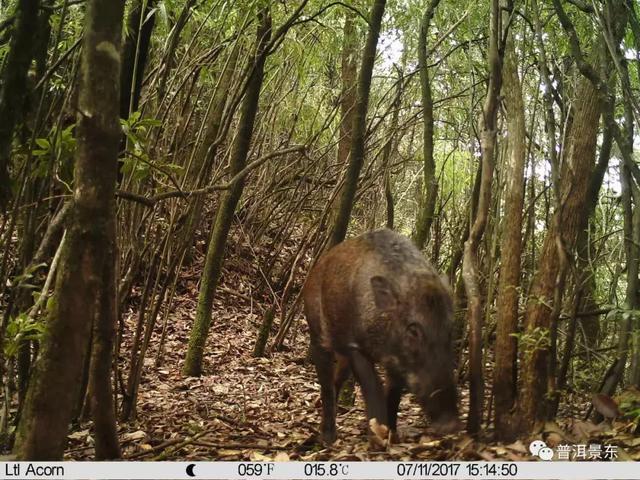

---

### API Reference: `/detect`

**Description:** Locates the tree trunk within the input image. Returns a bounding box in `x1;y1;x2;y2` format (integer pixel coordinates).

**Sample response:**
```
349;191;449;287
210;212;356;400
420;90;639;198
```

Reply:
328;0;387;247
337;11;358;178
493;33;525;441
413;0;440;250
520;76;602;431
559;99;614;389
183;10;272;377
606;79;637;397
0;0;39;210
462;0;504;436
87;238;121;458
156;0;197;100
328;7;359;232
14;0;125;460
120;0;158;119
381;68;402;231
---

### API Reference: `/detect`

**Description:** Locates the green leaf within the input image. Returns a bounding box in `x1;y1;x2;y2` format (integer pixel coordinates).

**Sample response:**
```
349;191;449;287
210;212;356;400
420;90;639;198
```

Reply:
35;138;50;149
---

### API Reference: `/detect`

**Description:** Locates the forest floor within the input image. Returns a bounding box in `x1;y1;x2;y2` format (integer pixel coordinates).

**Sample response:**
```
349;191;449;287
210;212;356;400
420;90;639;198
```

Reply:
64;233;640;462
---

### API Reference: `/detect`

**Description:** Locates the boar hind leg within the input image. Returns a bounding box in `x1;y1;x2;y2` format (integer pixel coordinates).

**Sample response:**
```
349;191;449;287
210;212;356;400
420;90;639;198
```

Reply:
311;340;337;445
348;349;387;428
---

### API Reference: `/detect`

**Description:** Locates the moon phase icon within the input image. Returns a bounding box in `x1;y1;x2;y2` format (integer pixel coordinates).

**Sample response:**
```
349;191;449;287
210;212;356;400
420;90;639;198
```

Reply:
186;464;196;477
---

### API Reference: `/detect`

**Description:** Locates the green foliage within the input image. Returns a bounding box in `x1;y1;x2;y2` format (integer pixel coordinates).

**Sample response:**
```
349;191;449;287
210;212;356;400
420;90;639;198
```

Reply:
3;312;45;359
32;124;76;184
512;327;551;354
120;111;163;182
618;390;640;424
10;262;46;291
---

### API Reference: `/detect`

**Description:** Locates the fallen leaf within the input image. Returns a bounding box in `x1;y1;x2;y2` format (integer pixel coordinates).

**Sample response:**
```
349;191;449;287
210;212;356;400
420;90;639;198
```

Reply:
250;451;272;461
274;452;290;462
123;430;147;441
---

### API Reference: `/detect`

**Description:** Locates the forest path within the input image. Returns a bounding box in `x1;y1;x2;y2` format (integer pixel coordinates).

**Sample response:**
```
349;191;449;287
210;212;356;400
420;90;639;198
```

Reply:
63;239;638;461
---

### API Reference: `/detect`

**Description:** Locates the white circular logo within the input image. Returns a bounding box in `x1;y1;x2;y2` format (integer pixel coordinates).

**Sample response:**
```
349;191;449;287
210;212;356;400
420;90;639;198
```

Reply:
538;447;554;461
529;440;547;456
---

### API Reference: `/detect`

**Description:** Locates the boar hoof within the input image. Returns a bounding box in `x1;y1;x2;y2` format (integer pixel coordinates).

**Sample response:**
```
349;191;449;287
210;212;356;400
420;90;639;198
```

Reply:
368;418;390;449
367;434;388;451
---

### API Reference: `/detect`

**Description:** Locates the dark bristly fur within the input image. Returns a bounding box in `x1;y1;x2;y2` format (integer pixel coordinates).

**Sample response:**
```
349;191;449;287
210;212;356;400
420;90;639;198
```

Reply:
304;229;461;445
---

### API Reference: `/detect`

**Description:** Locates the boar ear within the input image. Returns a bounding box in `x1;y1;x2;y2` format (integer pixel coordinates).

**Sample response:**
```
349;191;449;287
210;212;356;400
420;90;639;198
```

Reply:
371;276;398;311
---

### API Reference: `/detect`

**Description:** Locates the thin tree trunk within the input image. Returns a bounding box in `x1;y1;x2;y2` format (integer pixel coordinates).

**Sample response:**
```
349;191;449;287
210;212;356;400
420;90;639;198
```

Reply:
413;0;441;250
462;0;505;436
183;10;272;377
330;4;384;403
14;0;125;460
0;0;40;210
606;80;637;396
382;68;402;231
181;41;241;248
493;33;525;441
603;159;637;396
329;0;387;247
531;0;559;199
156;0;197;100
120;0;158;119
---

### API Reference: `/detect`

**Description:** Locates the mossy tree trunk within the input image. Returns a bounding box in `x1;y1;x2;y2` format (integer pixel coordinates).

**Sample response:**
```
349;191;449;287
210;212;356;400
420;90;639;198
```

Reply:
328;0;387;248
253;307;275;358
0;0;40;210
413;0;440;250
14;0;125;460
86;236;121;459
183;10;272;377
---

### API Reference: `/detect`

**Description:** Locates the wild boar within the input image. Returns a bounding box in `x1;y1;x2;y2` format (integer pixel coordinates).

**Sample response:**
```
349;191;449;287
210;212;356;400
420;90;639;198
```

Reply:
303;229;460;445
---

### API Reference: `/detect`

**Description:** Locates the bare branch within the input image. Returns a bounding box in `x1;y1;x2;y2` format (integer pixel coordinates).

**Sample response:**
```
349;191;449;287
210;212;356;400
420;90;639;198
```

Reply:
116;145;306;208
551;0;603;89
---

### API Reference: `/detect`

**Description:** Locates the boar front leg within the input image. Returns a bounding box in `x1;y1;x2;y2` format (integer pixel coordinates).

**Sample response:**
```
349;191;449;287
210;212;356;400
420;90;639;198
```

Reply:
385;372;404;442
347;349;388;439
310;339;338;445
